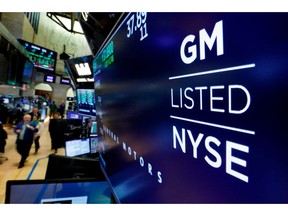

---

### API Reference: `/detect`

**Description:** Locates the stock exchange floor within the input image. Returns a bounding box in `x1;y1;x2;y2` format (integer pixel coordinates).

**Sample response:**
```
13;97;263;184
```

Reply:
0;120;66;204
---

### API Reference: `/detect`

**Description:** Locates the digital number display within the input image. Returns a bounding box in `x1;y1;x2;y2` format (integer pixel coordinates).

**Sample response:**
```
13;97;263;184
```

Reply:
126;12;148;41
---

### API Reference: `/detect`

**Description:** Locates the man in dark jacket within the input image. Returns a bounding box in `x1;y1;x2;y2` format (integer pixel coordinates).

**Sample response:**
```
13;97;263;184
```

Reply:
49;112;62;153
58;101;65;119
29;107;41;119
14;114;38;168
0;99;8;124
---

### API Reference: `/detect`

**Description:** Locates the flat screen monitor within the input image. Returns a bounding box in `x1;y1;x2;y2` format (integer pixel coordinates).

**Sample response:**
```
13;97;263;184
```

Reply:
65;138;90;157
18;38;57;72
44;74;56;83
5;178;112;204
60;77;71;85
0;53;8;85
93;13;288;203
90;137;102;154
22;59;34;84
2;98;9;104
45;154;105;180
90;120;97;136
6;45;25;87
66;111;83;120
63;119;83;141
76;88;96;117
23;104;30;111
22;98;29;104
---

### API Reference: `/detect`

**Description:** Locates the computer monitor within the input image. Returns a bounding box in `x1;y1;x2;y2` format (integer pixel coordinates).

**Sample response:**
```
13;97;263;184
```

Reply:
44;74;56;83
66;111;83;120
90;119;97;137
2;98;9;104
65;138;90;157
90;137;100;154
76;88;96;117
45;154;105;180
18;38;57;73
5;178;112;204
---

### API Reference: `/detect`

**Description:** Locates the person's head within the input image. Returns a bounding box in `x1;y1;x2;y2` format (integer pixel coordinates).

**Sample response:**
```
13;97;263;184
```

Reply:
32;115;39;122
23;114;31;123
53;112;61;119
32;107;39;114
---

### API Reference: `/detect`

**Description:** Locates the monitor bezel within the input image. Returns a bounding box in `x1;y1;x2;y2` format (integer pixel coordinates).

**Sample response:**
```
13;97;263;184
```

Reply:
5;178;105;204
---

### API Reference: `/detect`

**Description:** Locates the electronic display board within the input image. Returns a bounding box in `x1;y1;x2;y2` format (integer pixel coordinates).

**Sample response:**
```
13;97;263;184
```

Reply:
93;13;288;203
44;74;56;83
22;59;34;84
18;39;57;72
60;77;71;85
5;179;111;204
65;138;90;157
76;89;96;117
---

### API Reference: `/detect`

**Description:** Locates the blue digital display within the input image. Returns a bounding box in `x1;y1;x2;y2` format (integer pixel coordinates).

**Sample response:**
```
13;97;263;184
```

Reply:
6;179;111;204
60;77;71;85
93;13;288;203
44;74;56;83
76;89;96;117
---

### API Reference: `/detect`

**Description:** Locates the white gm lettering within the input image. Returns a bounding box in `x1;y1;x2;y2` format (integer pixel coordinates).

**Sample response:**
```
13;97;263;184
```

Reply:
180;20;224;64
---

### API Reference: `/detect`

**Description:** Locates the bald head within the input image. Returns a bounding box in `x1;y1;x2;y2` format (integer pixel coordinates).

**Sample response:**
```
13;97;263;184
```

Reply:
23;114;31;123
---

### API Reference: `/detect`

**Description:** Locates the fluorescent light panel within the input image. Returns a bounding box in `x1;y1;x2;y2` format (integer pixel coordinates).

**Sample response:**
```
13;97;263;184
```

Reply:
75;63;92;76
76;78;94;82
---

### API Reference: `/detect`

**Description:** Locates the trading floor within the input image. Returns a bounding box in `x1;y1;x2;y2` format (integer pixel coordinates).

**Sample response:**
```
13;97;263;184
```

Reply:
0;120;66;204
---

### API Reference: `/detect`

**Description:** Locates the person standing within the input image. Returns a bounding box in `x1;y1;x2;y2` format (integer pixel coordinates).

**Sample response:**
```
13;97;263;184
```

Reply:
49;101;58;118
14;114;38;168
49;112;61;153
0;99;8;125
0;121;8;153
15;104;24;125
31;115;44;153
58;101;65;119
29;107;41;120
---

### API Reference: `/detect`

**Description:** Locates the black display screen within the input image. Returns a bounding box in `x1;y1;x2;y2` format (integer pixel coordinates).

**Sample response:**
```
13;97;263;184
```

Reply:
44;74;56;83
22;59;34;84
5;179;111;204
60;77;71;85
18;39;57;72
93;13;288;203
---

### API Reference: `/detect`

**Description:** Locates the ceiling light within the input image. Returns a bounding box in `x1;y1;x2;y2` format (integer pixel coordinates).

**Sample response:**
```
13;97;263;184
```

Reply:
75;63;92;76
76;77;94;82
76;78;88;82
